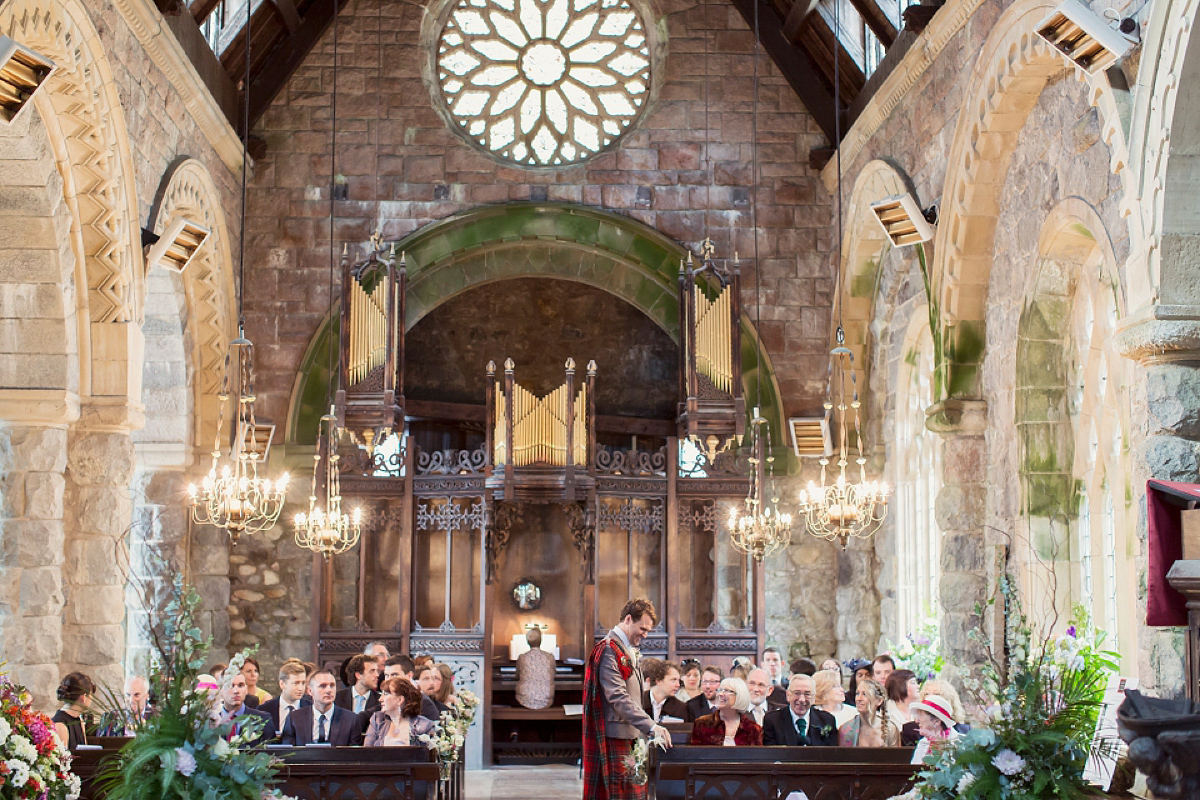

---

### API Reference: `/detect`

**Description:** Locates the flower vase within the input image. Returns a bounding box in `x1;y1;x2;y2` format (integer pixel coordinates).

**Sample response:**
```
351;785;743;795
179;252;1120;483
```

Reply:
438;757;454;785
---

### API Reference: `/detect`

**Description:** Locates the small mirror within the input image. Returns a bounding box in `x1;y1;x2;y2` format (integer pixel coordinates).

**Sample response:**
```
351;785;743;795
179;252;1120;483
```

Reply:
511;579;542;611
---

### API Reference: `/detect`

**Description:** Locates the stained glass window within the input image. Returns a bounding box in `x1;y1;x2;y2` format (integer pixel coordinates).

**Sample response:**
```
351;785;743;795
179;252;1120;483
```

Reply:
436;0;652;166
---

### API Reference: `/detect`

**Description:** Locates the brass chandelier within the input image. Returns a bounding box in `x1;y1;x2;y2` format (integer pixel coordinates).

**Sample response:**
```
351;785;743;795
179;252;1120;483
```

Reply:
295;409;362;557
294;1;360;558
726;1;792;562
729;407;793;560
795;0;889;547
187;0;288;539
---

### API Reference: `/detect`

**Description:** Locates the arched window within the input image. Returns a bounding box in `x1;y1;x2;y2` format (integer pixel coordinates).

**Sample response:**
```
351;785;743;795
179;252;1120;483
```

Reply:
893;317;943;637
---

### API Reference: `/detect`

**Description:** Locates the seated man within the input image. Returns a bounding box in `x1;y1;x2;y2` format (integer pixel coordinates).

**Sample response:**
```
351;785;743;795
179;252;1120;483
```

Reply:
762;674;838;746
685;666;723;721
97;675;153;736
260;661;309;737
335;654;381;716
383;655;439;720
745;668;785;727
515;627;555;710
641;659;688;723
218;670;274;748
415;663;450;717
282;670;365;746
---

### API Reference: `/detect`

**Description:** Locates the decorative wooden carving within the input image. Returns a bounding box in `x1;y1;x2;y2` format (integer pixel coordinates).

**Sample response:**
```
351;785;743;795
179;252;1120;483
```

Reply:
566;501;596;584
485;502;519;584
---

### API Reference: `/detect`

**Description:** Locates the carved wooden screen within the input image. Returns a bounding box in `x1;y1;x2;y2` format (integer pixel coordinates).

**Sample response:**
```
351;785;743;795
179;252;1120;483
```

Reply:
414;496;485;630
595;495;665;620
676;498;718;631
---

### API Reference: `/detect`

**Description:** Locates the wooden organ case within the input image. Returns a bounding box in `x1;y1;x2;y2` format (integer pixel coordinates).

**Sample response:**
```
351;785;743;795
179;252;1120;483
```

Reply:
317;243;767;767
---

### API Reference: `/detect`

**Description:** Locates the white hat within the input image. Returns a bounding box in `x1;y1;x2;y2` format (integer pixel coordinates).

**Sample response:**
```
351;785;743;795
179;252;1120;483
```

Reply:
910;695;956;729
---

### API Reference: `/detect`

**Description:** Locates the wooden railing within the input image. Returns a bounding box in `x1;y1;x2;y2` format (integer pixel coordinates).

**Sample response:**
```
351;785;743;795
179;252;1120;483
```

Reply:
72;740;461;800
651;745;920;800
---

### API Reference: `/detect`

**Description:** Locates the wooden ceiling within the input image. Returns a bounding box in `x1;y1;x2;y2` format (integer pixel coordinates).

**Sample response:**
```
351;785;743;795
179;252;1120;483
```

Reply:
168;0;937;145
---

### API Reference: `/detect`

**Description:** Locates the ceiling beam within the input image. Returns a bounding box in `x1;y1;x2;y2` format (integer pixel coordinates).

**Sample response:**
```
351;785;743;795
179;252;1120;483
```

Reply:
191;0;221;25
248;0;351;127
729;0;838;143
782;0;821;41
267;0;300;34
848;0;897;47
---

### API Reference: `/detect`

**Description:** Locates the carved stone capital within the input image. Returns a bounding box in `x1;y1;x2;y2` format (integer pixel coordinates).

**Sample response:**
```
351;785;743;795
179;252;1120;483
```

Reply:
0;389;79;427
925;399;987;435
1115;306;1200;364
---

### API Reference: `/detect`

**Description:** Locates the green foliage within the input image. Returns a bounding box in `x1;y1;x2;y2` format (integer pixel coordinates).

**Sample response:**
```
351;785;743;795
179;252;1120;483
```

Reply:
95;577;289;800
913;579;1118;800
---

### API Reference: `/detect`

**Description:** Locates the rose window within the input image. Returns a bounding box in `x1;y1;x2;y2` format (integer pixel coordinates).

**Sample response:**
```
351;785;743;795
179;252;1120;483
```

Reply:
436;0;652;166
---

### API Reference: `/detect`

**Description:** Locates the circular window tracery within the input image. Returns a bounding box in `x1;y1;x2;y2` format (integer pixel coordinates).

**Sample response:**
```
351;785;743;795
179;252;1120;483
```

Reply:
436;0;652;166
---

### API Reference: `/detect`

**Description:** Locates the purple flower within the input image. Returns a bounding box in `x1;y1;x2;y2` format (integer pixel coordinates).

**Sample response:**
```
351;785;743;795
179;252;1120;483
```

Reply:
173;748;197;777
1066;625;1077;637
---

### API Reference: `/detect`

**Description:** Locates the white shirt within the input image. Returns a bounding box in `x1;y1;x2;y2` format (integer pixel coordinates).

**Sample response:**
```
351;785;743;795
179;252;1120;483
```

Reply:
788;708;814;737
311;706;334;742
650;693;667;722
749;699;770;726
279;701;298;733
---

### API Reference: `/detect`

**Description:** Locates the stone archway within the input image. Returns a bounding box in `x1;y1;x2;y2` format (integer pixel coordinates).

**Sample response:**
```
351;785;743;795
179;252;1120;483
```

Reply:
287;203;787;445
930;0;1132;405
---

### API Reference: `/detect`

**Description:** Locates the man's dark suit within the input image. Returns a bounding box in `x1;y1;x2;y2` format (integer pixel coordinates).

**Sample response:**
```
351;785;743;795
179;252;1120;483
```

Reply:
641;690;690;722
761;707;839;746
334;687;380;715
685;694;716;722
280;705;365;746
222;706;275;748
768;685;787;705
259;697;305;736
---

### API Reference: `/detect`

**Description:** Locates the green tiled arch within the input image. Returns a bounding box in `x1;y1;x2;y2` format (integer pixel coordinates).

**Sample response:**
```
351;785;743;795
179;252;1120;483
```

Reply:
288;203;783;444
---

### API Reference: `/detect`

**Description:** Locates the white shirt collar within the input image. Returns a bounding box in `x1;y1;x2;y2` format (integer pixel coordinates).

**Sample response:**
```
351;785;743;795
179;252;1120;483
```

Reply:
611;626;632;651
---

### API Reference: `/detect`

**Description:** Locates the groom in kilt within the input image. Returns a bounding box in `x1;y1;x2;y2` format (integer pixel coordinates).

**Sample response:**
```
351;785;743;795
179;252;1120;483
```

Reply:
582;598;672;800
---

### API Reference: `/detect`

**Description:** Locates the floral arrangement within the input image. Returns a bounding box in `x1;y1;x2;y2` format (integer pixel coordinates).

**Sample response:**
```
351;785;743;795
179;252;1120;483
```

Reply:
884;617;944;682
0;670;80;800
95;580;292;800
419;688;479;768
910;580;1118;800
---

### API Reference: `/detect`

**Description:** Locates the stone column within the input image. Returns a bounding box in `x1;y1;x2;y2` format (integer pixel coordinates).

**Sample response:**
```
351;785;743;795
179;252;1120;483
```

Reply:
928;400;996;673
0;424;68;705
63;428;136;691
1117;318;1199;697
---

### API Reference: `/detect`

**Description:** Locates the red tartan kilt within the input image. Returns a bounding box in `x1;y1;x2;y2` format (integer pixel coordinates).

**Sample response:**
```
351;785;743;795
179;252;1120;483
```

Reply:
582;736;647;800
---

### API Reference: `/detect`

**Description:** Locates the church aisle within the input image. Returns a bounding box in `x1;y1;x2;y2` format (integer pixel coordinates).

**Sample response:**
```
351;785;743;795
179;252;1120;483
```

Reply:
465;765;582;799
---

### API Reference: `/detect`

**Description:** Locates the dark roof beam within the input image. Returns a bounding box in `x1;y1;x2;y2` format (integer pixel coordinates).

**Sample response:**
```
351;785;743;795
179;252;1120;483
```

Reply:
267;0;301;34
191;0;222;25
848;0;897;47
247;0;351;127
782;0;821;41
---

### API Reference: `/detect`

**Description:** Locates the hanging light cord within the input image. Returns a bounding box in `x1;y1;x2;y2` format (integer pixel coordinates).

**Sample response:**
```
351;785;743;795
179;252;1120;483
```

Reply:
327;0;339;412
238;0;251;334
751;0;761;416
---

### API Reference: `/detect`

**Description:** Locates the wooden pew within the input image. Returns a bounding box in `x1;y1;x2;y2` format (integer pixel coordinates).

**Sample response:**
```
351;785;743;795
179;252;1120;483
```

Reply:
71;740;461;800
652;746;920;800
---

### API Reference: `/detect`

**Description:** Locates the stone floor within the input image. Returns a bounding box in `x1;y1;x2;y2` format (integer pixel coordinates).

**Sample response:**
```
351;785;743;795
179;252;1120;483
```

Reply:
464;765;582;799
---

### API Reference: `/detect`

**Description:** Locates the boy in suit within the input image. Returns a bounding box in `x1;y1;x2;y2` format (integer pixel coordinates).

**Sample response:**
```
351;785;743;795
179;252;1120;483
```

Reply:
282;670;365;746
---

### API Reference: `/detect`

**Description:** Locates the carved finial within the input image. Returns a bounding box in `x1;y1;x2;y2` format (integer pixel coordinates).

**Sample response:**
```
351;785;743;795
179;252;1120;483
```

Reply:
504;358;515;372
587;359;597;375
701;237;715;261
686;251;693;267
565;357;575;372
486;360;495;375
369;229;384;252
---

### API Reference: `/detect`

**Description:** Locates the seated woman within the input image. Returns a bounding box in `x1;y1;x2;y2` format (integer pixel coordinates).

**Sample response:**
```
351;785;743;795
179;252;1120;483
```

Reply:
434;663;456;708
365;677;438;746
908;695;959;764
675;659;702;703
918;679;969;733
52;672;95;750
689;677;762;746
813;669;858;728
885;669;921;746
837;677;898;747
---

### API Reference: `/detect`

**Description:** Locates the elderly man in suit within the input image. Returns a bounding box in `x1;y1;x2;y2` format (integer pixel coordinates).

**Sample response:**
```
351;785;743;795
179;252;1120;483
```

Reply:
217;670;274;748
282;670;365;746
745;668;785;727
583;598;672;800
762;674;838;746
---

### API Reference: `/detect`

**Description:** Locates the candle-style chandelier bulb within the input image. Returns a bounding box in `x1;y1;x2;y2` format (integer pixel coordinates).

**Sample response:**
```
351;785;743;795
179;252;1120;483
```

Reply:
188;335;289;539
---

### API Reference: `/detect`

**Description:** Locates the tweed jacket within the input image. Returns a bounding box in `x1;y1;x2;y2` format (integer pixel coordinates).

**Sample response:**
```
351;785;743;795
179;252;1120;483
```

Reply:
598;629;656;739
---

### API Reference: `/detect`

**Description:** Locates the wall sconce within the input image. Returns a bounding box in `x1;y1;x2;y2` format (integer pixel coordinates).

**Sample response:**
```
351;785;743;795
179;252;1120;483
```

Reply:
788;416;830;458
0;36;55;124
1036;0;1137;74
870;193;935;246
144;217;210;272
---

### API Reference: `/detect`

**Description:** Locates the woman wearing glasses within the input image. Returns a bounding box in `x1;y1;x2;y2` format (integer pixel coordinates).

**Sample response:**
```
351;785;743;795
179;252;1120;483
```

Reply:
688;677;762;746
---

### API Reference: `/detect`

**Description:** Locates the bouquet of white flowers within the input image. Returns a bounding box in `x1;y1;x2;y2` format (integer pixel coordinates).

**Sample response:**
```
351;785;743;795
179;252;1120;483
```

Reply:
0;670;80;800
418;687;480;780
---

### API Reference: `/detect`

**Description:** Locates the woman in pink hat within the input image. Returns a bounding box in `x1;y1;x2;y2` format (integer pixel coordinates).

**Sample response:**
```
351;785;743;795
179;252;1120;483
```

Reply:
908;694;960;764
